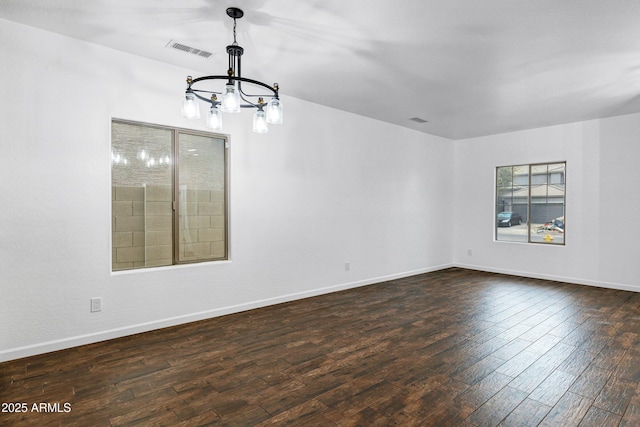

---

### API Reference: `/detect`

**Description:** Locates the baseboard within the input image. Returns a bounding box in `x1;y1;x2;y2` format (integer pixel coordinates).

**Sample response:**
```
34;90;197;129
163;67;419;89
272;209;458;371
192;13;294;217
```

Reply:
454;263;640;293
0;263;453;363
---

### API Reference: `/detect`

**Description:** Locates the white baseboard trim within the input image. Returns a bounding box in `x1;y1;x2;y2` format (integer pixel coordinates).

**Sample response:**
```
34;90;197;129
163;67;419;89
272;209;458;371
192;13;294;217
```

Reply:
0;263;453;363
454;263;640;293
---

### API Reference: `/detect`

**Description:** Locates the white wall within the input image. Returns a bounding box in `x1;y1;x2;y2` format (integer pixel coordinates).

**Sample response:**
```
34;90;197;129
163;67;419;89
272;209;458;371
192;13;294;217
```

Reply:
453;114;640;291
0;19;453;361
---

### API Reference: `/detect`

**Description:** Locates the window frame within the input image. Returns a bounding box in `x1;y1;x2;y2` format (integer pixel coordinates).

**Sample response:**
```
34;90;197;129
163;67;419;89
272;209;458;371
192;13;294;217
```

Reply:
495;161;566;246
111;119;229;271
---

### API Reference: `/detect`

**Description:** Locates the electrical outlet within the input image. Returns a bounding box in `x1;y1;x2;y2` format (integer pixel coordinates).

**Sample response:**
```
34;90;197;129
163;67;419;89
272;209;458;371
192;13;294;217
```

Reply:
467;249;473;256
345;262;350;272
91;297;102;313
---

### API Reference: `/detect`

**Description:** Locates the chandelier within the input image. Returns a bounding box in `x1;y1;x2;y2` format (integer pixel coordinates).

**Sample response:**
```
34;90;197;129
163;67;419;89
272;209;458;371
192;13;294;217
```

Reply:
181;7;283;133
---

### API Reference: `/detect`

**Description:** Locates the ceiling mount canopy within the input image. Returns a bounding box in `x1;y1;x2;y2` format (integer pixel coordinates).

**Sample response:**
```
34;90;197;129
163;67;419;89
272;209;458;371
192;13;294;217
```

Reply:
181;7;283;133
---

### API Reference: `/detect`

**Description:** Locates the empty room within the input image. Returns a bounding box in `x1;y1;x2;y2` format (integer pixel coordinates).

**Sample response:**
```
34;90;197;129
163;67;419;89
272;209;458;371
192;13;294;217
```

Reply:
1;1;640;425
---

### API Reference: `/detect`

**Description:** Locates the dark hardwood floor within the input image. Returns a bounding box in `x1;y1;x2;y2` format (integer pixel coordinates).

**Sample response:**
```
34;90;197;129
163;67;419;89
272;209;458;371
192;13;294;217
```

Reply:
2;268;640;426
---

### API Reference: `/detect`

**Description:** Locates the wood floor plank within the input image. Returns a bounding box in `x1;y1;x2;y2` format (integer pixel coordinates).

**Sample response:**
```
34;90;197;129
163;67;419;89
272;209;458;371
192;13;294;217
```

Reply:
495;350;541;377
454;355;506;386
498;397;551;427
528;369;577;407
526;334;563;355
466;386;528;426
539;391;593;427
614;348;640;382
336;406;390;427
593;375;637;415
490;338;533;361
569;364;612;399
556;349;598;377
454;370;513;418
578;406;621;427
620;398;640;427
3;268;640;426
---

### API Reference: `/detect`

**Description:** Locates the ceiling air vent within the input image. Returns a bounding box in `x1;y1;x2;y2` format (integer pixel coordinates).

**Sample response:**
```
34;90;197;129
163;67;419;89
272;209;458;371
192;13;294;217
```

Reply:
409;117;428;124
166;40;212;59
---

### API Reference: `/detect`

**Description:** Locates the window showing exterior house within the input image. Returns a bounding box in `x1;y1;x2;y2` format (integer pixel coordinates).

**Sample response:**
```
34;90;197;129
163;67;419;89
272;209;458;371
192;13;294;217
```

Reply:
111;120;228;271
496;162;565;245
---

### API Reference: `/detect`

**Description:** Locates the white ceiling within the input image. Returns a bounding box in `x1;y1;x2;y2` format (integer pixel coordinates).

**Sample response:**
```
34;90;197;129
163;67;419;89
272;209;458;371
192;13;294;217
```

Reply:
2;0;640;139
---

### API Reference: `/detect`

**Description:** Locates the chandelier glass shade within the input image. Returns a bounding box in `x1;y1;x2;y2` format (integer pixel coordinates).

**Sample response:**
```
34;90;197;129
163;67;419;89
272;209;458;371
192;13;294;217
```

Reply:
181;7;283;133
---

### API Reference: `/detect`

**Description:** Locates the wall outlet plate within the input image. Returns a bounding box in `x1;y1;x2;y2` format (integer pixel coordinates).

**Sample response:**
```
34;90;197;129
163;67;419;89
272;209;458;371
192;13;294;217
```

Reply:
91;297;102;312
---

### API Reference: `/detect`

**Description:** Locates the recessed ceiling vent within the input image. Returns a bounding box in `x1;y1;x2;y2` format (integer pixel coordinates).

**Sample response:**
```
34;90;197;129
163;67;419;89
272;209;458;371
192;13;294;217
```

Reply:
409;117;428;124
166;40;212;59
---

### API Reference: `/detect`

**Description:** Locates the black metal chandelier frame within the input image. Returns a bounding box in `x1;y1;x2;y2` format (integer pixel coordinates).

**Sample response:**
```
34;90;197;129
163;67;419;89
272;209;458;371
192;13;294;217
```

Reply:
184;7;280;112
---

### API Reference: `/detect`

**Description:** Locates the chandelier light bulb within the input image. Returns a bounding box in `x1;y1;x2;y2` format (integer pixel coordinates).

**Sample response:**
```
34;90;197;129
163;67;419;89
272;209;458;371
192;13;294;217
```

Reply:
221;83;241;113
266;97;283;124
181;91;200;119
253;109;268;133
207;105;223;130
